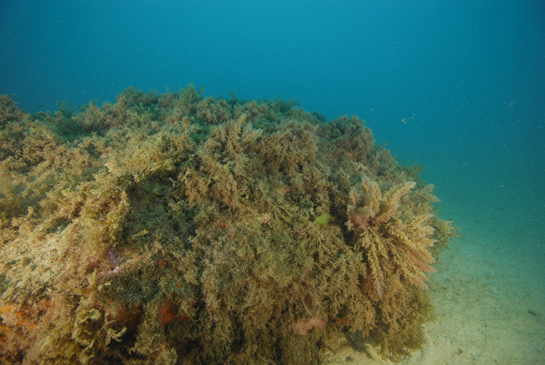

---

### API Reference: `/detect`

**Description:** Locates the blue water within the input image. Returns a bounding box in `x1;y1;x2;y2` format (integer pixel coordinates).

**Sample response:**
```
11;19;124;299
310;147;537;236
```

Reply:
1;0;544;362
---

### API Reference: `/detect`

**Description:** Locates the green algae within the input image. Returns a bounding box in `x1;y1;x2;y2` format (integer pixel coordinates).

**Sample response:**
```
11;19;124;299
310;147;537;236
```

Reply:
0;86;457;364
314;213;331;226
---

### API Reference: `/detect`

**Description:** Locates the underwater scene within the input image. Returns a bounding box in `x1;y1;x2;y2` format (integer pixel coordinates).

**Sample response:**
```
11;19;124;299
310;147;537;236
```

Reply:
0;1;543;364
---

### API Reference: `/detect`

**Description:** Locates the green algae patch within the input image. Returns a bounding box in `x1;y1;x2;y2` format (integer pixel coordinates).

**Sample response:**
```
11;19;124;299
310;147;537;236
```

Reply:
314;213;331;226
0;86;457;364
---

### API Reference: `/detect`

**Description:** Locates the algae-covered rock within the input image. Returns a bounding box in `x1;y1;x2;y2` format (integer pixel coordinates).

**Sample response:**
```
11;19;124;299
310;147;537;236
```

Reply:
0;86;457;364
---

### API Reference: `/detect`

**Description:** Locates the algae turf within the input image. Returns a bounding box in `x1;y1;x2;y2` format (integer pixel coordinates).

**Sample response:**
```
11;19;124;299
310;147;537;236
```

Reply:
0;86;457;364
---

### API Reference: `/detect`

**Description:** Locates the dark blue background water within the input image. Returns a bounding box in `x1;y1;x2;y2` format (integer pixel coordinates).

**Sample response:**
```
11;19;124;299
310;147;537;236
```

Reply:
1;0;544;191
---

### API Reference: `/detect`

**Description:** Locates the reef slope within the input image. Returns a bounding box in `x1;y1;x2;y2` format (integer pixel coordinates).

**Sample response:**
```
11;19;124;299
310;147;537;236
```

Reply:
0;87;457;364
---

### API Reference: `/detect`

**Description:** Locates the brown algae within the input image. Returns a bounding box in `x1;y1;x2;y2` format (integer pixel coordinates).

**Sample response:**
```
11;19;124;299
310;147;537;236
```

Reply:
0;87;457;364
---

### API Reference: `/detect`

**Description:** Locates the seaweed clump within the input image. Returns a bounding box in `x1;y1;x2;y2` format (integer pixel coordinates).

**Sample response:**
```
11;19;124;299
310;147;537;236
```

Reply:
0;86;457;364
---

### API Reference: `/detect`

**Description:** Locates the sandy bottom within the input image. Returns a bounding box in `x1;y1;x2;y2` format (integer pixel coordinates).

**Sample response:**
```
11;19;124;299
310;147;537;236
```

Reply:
322;153;545;365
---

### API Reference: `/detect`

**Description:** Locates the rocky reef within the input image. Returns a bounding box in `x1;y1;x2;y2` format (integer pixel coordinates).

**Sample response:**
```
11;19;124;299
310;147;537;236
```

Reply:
0;87;457;364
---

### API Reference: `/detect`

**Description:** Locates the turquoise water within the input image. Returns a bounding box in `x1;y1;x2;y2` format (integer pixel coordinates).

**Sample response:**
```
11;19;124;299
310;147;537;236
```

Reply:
1;1;544;363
